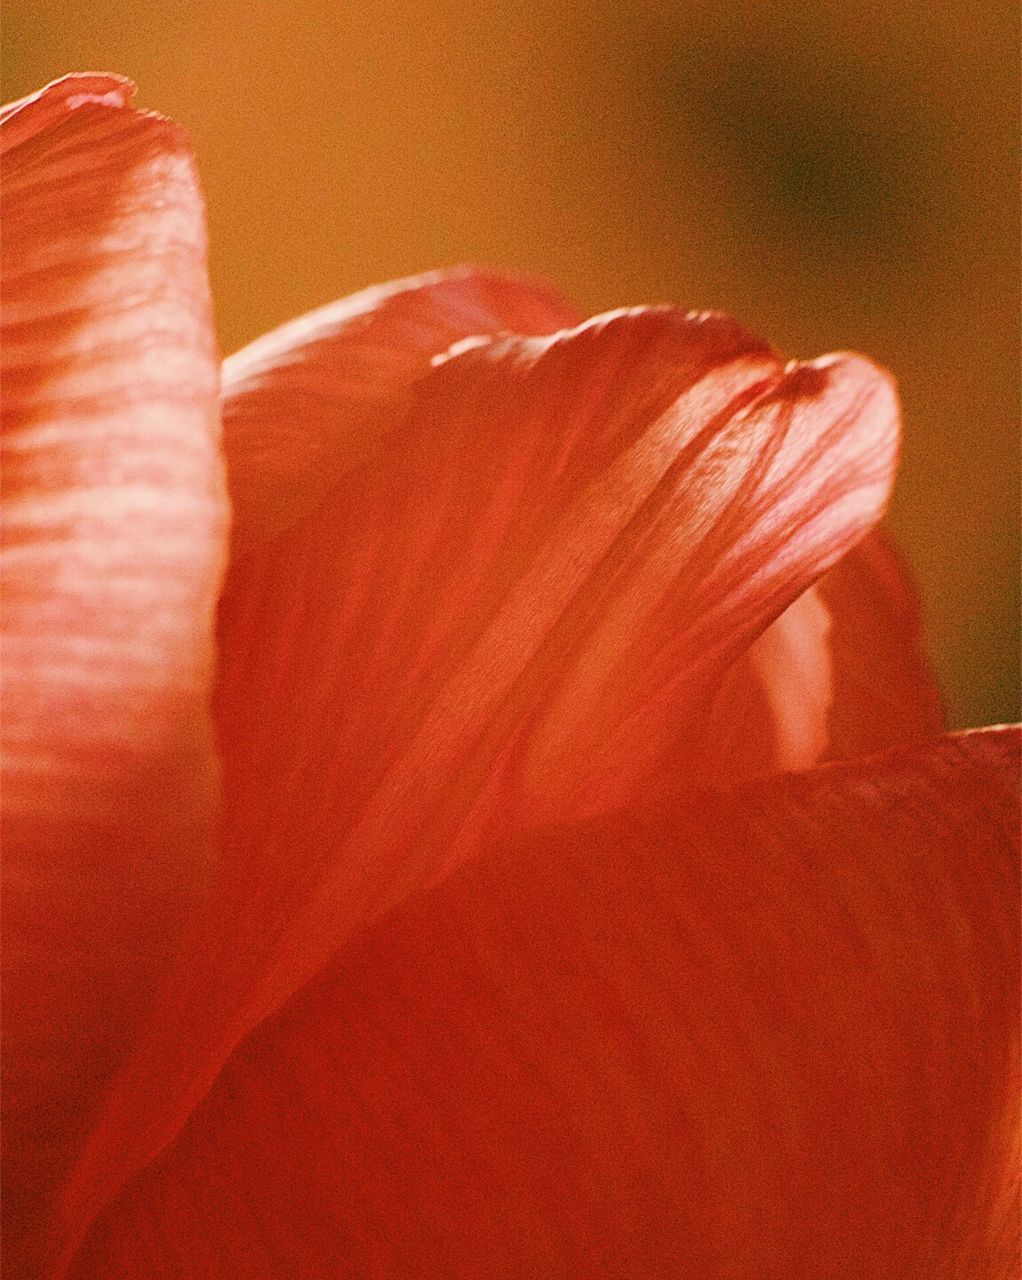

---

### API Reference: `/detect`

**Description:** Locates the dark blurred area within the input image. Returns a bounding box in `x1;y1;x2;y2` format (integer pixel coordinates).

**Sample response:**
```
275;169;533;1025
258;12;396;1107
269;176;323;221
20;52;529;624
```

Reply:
6;0;1019;728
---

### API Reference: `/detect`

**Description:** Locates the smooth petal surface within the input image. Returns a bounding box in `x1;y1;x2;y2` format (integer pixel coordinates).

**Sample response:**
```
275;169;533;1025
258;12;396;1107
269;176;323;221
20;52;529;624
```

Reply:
818;528;944;755
1;75;226;1268
688;582;835;784
221;266;582;553
62;306;900;1259
695;528;944;786
70;728;1021;1280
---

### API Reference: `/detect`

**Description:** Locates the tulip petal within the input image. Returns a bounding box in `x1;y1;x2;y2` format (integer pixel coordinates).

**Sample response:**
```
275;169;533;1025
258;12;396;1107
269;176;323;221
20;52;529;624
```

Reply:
694;529;943;786
221;266;582;552
227;272;916;794
819;528;945;754
217;314;898;979
686;581;835;784
0;74;137;150
208;313;900;1051
1;75;225;1266
63;307;900;1261
69;727;1020;1279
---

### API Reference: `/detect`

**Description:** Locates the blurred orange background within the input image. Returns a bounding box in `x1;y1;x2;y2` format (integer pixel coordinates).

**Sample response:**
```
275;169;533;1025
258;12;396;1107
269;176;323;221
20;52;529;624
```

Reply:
6;0;1019;728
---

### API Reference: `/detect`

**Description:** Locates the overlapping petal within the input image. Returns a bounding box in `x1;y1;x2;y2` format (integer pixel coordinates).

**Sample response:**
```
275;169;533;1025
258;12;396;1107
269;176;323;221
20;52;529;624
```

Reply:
683;582;835;785
818;528;944;755
218;270;936;833
60;303;902;1261
221;267;582;552
2;73;977;1278
69;727;1020;1279
219;267;940;797
695;528;944;786
0;75;226;1269
216;308;900;1020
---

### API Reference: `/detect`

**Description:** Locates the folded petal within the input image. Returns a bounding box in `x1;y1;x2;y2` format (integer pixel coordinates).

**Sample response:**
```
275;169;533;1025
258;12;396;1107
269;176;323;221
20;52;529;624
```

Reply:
693;529;944;786
61;306;900;1260
221;266;582;552
818;527;945;754
69;727;1021;1279
1;75;225;1268
685;581;835;784
215;314;899;979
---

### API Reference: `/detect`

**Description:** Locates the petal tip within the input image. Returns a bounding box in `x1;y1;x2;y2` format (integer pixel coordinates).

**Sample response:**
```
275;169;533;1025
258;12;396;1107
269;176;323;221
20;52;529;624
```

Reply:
1;73;140;153
780;349;902;498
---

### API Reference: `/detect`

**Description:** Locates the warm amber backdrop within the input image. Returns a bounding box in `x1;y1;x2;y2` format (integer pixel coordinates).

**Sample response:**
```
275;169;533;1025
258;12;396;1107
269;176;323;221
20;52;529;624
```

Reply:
6;0;1019;727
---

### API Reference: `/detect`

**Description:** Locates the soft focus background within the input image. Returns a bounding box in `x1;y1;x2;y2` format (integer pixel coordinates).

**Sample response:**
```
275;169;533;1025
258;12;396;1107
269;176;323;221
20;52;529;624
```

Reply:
6;0;1019;728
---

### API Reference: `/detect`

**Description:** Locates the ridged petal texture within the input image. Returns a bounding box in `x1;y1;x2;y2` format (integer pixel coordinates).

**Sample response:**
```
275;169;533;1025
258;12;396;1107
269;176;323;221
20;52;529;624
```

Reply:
1;87;968;1274
220;267;583;553
214;305;902;1011
0;75;226;1273
70;727;1021;1280
56;293;911;1265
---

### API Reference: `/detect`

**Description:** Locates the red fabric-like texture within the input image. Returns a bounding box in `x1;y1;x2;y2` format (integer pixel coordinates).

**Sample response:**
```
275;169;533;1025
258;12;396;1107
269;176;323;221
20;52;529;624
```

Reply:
1;75;226;1271
70;728;1021;1280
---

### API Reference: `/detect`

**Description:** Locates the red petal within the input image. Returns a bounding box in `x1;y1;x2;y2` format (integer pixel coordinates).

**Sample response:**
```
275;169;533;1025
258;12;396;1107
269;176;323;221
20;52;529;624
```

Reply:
693;529;944;786
686;582;834;784
1;75;225;1268
211;315;899;1034
61;307;899;1262
69;728;1020;1279
0;74;137;150
221;266;582;553
819;527;945;755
